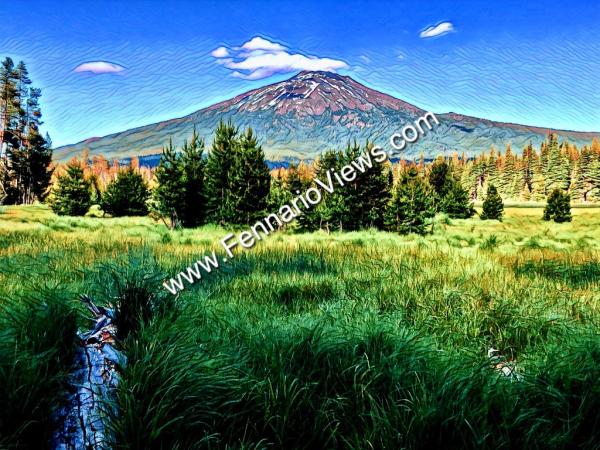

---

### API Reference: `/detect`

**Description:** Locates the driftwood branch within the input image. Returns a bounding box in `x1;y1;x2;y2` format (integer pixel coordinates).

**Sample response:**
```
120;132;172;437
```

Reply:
52;295;125;450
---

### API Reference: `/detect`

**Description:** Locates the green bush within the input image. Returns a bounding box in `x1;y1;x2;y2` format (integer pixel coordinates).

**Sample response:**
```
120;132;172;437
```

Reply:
544;189;572;223
49;161;92;216
481;184;504;221
101;167;150;217
442;178;476;219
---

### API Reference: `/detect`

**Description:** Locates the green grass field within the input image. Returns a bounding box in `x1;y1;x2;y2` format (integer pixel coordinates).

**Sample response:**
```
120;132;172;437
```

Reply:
1;204;599;449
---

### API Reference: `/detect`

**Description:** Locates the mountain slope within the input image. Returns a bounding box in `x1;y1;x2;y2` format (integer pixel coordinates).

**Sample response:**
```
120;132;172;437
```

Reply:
54;71;599;162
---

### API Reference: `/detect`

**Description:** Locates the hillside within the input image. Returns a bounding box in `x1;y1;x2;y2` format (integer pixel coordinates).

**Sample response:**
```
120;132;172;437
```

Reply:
54;71;600;162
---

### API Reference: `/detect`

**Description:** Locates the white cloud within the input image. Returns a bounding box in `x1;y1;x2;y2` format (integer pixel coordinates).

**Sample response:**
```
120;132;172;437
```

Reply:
419;22;455;38
240;36;286;52
73;61;126;74
211;46;229;58
358;55;371;64
210;36;348;80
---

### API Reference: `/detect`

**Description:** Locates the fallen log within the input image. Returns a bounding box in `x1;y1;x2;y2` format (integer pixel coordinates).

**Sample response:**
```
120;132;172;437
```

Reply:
51;295;125;450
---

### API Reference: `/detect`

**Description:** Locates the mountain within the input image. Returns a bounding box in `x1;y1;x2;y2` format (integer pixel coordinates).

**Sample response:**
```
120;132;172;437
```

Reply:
54;71;599;162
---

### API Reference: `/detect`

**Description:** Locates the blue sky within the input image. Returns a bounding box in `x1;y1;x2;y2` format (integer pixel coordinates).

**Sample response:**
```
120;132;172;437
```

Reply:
0;0;598;146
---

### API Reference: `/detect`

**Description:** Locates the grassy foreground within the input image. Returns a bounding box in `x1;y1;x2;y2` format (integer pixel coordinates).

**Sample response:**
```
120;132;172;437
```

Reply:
0;204;599;449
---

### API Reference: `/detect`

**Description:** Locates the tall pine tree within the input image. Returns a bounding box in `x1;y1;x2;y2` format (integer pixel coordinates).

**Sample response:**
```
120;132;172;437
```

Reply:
181;129;206;227
341;142;391;230
0;58;52;204
153;139;186;229
0;57;18;153
227;127;271;225
313;150;347;232
385;167;435;235
205;120;237;224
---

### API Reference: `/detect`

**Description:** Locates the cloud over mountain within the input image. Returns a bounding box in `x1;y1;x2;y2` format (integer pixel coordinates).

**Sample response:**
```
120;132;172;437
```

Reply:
211;36;348;80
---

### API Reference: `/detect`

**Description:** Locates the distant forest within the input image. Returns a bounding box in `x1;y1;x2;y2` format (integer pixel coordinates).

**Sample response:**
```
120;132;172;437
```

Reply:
449;135;600;202
68;132;600;204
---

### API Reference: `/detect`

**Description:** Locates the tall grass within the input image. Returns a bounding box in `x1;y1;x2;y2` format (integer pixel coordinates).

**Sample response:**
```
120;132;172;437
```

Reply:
105;300;600;449
0;288;78;448
0;205;599;448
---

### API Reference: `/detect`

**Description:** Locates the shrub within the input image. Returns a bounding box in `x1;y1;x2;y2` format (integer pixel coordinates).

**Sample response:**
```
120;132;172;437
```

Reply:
96;258;177;340
543;189;572;223
441;178;475;219
49;161;92;216
100;167;150;217
480;234;499;250
481;184;504;221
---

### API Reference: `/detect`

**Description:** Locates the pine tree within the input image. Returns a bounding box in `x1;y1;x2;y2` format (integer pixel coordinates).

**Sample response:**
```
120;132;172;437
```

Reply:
205;120;237;224
498;144;520;199
460;158;479;200
531;150;546;201
480;184;504;221
153;139;185;229
25;131;53;202
544;134;570;193
101;166;150;216
49;161;92;216
428;158;451;198
286;162;309;196
311;150;347;232
521;142;535;200
342;142;390;230
0;60;52;204
6;124;53;204
467;156;486;200
484;147;501;194
385;167;435;235
540;140;549;193
442;178;475;218
0;57;19;153
267;172;292;216
281;162;312;229
227;127;271;225
543;189;572;223
180;129;206;227
14;61;32;145
572;146;594;202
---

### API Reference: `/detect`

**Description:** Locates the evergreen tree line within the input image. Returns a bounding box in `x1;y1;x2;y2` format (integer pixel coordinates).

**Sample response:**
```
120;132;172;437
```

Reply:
49;124;583;231
49;161;150;217
453;134;600;202
269;145;475;235
152;121;271;229
49;121;272;230
50;122;477;235
0;57;53;205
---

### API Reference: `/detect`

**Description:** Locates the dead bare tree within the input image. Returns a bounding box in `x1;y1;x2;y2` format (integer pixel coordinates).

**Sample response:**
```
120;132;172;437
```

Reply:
52;295;125;450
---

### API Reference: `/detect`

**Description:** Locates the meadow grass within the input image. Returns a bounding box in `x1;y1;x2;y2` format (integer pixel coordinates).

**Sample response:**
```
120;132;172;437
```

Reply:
0;205;599;448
